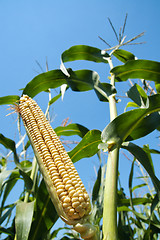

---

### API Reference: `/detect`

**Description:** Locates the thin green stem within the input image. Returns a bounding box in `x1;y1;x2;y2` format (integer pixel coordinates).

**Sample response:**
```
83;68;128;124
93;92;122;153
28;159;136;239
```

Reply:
103;149;119;240
102;57;119;240
24;156;38;203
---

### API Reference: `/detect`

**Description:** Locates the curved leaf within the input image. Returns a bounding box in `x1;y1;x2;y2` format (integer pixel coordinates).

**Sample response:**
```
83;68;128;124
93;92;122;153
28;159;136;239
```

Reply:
67;69;96;91
61;45;109;63
1;170;20;209
67;69;116;101
49;85;69;105
0;204;16;225
126;112;160;141
111;60;160;82
113;49;135;63
0;134;17;152
68;130;101;163
23;70;67;98
0;134;22;170
49;93;61;105
19;170;33;191
15;201;35;240
122;142;160;196
0;95;20;105
55;123;89;138
132;183;147;192
0;170;13;192
127;84;148;107
125;102;139;111
101;94;160;150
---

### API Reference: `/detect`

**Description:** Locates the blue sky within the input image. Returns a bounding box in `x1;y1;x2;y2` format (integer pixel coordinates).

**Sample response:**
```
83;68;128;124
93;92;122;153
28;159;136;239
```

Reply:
0;0;160;236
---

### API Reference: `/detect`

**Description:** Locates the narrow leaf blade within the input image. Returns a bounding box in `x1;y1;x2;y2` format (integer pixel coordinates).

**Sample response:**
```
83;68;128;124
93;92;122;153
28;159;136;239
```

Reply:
67;69;116;101
54;123;89;138
23;70;67;98
122;142;160;195
68;130;101;163
101;94;160;149
0;95;20;105
111;60;160;82
61;45;109;63
15;201;35;240
113;49;135;63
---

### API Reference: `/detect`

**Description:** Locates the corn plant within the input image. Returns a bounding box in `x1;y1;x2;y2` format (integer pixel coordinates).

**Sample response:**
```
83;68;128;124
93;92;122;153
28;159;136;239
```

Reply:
1;18;160;239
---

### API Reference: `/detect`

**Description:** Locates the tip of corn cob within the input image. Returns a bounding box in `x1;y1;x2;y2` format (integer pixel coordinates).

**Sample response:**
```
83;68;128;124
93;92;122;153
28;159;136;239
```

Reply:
18;95;91;225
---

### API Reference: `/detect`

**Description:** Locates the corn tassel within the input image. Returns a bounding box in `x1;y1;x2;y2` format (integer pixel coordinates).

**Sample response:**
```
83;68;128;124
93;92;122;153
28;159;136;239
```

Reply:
18;95;99;240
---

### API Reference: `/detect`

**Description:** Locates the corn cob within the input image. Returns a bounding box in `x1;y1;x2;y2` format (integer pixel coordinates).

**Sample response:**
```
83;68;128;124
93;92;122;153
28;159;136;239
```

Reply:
18;95;91;226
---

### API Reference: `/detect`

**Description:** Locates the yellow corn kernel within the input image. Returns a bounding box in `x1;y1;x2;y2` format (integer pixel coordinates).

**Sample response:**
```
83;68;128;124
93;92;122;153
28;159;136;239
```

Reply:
18;95;91;225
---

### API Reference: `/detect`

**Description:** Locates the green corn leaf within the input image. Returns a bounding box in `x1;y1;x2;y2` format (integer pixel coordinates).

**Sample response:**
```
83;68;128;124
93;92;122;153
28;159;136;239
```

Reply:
126;112;160;141
155;82;160;93
143;144;160;155
55;123;89;138
0;204;16;225
61;45;109;63
125;102;139;111
113;49;135;63
49;93;62;105
49;85;69;105
132;183;147;192
127;84;148;107
92;165;102;202
122;142;160;196
142;145;155;174
0;95;20;105
128;159;135;209
0;170;13;192
29;180;58;240
67;69;116;102
1;170;20;208
0;226;14;236
23;70;67;98
118;197;152;207
0;134;21;170
111;59;160;82
0;133;17;152
19;170;33;191
15;201;35;240
68;130;101;163
101;94;160;150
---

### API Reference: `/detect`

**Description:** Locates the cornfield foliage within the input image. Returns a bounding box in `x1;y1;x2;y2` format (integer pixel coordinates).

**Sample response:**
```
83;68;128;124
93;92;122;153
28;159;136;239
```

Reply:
1;19;160;239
